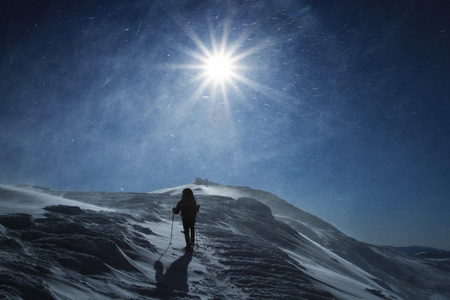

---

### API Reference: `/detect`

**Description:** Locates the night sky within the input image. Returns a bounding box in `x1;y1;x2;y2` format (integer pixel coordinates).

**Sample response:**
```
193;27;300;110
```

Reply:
1;0;449;250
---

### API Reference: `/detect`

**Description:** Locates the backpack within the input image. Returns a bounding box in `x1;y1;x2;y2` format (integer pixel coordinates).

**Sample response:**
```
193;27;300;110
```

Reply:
178;198;200;218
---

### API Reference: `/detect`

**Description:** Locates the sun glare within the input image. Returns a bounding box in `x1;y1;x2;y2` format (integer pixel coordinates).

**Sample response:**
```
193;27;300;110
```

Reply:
206;55;233;81
176;20;268;104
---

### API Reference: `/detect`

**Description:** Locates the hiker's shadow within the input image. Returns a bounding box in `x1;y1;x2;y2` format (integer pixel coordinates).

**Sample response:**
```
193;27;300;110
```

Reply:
153;251;193;297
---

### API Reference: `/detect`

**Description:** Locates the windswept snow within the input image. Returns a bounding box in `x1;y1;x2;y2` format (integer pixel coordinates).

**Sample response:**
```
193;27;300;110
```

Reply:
1;181;449;299
0;184;115;217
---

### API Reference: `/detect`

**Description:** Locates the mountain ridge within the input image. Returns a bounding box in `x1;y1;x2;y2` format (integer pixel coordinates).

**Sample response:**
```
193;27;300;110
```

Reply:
1;182;449;299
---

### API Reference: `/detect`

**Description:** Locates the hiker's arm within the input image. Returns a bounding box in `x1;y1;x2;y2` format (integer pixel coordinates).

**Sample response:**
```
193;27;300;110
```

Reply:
172;201;182;214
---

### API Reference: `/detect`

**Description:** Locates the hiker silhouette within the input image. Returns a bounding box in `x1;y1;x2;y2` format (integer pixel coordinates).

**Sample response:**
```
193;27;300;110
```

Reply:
172;188;200;251
153;251;193;296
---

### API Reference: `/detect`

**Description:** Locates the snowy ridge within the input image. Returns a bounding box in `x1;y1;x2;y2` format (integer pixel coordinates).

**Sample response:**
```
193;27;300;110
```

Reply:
0;181;449;299
0;184;116;216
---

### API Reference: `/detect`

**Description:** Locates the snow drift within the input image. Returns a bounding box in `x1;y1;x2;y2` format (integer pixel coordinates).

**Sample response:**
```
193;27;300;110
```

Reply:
0;180;449;299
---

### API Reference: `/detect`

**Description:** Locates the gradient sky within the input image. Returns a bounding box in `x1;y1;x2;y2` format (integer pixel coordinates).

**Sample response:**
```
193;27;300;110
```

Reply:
1;0;449;250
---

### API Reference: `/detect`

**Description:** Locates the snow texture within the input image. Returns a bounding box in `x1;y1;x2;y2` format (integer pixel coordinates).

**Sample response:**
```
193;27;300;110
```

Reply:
0;181;449;299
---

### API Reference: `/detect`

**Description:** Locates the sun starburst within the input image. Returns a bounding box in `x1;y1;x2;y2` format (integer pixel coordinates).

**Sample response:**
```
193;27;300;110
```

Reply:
205;54;233;82
178;20;262;103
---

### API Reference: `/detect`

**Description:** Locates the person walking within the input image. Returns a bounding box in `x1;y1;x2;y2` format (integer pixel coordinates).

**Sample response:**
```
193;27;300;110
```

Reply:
172;188;200;251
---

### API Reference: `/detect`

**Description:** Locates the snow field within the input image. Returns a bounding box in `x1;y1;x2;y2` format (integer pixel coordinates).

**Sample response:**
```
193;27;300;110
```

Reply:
1;183;449;299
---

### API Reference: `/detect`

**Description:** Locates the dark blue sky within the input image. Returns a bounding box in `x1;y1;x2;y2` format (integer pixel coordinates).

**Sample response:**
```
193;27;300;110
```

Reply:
1;0;449;249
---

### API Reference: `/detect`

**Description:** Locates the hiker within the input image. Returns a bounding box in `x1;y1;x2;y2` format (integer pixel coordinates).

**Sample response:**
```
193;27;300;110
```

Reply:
172;188;200;251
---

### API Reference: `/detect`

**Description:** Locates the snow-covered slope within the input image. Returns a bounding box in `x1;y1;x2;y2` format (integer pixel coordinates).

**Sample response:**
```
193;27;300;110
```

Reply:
1;181;449;299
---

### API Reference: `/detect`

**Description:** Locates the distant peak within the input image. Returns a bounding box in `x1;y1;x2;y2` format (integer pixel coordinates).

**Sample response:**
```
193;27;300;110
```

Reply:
194;177;218;186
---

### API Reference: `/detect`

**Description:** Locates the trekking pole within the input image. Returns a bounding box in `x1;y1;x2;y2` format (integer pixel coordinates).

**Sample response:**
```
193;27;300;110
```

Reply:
169;211;174;245
196;227;199;249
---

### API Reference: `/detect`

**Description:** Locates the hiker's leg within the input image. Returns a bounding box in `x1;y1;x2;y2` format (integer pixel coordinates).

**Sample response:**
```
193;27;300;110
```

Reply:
190;226;195;245
190;220;196;245
182;219;190;247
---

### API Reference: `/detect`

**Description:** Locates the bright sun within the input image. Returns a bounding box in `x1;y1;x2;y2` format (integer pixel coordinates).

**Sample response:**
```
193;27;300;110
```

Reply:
186;46;243;101
205;55;233;82
178;20;265;103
